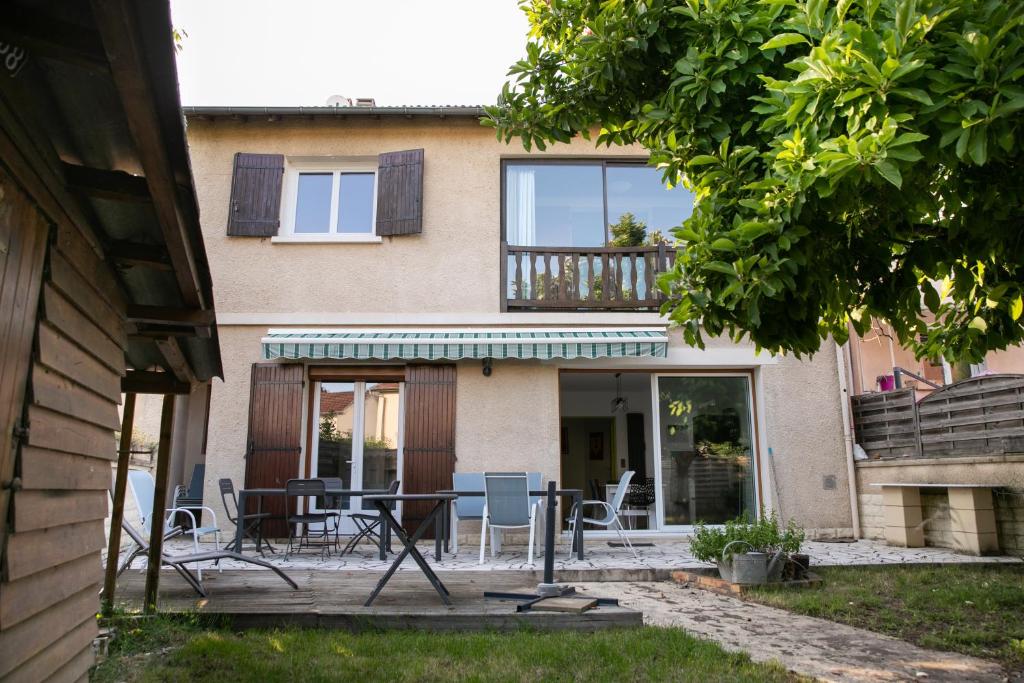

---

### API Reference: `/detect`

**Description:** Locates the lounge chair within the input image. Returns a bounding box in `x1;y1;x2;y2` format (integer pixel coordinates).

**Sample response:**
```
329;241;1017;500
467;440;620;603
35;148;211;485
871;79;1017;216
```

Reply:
117;518;298;597
127;469;221;579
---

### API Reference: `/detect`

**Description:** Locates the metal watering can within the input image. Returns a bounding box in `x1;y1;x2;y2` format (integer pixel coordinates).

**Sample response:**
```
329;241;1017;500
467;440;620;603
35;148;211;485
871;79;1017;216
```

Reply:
719;541;787;585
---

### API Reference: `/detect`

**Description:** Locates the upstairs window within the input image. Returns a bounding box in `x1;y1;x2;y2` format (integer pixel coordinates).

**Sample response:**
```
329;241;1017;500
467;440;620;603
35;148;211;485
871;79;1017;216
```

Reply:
504;161;694;248
283;161;377;239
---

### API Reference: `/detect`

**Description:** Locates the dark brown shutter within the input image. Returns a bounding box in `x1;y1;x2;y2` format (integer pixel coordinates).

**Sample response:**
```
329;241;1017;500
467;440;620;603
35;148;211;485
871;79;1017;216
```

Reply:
402;364;456;536
243;363;304;536
227;153;285;236
376;148;424;236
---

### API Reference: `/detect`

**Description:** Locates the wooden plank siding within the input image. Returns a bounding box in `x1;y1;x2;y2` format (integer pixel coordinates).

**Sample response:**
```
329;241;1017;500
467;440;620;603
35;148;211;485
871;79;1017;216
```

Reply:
0;164;127;680
852;375;1024;459
226;153;285;237
401;365;456;536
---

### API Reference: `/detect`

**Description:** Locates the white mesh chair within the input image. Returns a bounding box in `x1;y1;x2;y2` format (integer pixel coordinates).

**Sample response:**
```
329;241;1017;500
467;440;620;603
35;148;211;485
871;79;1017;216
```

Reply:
450;472;485;554
126;469;221;578
479;472;541;565
567;470;638;560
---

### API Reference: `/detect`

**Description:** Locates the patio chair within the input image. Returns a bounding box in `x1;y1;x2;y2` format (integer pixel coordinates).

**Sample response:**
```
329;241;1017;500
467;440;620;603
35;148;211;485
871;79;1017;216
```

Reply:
479;472;541;566
173;464;205;515
567;470;638;560
318;476;346;550
450;472;484;554
622;476;657;530
341;479;399;555
285;479;333;558
117;517;297;598
218;478;275;555
127;470;221;579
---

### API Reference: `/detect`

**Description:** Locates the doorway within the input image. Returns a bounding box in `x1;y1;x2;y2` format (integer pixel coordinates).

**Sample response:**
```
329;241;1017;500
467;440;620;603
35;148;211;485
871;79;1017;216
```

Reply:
309;380;403;532
559;372;657;532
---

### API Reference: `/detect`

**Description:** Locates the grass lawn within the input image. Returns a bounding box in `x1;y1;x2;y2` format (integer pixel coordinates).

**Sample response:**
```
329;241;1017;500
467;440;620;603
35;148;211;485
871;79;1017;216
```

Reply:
746;564;1024;670
91;616;798;682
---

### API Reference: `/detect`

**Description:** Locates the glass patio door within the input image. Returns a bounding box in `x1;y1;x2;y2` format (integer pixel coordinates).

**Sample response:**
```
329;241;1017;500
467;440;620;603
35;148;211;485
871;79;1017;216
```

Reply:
653;375;757;529
311;380;403;533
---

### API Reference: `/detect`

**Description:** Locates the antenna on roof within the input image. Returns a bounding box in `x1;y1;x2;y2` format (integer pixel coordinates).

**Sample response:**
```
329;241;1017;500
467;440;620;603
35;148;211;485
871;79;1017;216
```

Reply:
326;94;352;107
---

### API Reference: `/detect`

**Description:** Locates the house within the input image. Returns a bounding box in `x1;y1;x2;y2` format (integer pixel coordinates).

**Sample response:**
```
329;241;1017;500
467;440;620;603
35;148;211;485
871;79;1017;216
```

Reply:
0;1;221;680
183;103;857;541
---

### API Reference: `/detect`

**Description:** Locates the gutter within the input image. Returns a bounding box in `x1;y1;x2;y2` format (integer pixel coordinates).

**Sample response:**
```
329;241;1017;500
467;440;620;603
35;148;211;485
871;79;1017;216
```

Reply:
183;105;486;119
835;341;862;538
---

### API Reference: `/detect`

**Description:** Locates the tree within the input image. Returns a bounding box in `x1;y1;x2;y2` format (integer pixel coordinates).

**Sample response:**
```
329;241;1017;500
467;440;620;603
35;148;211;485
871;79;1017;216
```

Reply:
610;212;649;247
485;0;1024;362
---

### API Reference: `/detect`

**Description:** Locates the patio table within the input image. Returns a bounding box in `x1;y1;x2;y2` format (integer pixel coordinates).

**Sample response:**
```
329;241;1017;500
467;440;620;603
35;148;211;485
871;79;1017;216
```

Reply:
437;488;586;560
234;484;386;557
362;493;456;606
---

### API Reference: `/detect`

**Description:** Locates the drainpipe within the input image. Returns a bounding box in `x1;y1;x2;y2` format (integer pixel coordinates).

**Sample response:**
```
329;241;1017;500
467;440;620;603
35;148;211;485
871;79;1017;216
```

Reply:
835;341;862;539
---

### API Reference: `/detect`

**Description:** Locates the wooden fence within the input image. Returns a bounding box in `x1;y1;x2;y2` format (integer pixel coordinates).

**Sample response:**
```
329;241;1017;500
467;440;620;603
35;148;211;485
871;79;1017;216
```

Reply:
852;374;1024;459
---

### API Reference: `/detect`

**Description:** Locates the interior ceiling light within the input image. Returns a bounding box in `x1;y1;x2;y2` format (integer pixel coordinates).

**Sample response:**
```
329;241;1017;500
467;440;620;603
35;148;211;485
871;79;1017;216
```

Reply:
610;372;629;414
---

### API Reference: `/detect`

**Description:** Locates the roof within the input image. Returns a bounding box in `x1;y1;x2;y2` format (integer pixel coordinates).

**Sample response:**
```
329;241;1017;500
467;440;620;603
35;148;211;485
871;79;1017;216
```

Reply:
0;0;222;383
184;105;486;120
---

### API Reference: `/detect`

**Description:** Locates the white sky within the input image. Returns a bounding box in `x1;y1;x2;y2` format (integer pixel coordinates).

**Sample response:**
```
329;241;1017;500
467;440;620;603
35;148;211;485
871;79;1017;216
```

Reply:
171;0;531;107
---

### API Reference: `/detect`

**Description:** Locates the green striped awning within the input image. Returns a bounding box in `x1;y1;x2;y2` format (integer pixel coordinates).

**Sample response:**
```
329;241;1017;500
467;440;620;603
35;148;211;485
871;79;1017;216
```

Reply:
261;328;668;361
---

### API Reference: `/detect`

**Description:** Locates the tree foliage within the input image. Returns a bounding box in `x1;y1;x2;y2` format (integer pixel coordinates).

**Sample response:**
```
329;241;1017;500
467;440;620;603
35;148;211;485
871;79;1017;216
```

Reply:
485;0;1024;361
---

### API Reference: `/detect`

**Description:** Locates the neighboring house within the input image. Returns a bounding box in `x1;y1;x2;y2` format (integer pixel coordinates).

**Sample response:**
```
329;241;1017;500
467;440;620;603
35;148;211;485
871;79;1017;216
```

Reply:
845;322;1024;555
184;103;856;540
0;3;220;680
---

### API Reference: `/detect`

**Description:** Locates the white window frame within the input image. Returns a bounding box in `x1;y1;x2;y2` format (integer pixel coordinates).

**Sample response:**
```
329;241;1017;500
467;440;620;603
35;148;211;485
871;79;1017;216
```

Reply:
274;158;381;243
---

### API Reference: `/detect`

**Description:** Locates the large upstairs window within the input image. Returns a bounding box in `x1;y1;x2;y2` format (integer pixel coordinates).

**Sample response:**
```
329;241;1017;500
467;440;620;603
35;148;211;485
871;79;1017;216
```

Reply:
503;161;695;247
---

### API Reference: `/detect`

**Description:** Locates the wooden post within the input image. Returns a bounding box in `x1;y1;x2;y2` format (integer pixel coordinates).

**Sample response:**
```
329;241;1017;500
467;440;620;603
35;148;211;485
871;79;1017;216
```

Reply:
101;392;136;615
143;394;175;613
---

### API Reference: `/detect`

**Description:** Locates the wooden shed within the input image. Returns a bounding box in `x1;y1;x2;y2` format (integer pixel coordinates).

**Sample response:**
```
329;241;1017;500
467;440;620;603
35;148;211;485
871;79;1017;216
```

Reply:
0;1;222;680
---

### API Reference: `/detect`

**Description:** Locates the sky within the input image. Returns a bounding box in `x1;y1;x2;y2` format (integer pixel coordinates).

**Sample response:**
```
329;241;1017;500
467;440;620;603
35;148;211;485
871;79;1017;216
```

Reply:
171;0;532;107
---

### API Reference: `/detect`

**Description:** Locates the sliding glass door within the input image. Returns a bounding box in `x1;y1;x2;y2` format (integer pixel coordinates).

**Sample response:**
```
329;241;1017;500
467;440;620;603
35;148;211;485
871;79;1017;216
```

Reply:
653;375;758;529
310;380;403;533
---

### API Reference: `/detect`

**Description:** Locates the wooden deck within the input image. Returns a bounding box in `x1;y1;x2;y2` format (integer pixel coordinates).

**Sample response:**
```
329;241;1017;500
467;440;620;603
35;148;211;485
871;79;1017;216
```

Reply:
113;570;643;631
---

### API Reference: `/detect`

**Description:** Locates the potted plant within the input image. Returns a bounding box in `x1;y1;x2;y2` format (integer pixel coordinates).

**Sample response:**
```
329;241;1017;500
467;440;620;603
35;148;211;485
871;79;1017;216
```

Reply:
689;512;805;585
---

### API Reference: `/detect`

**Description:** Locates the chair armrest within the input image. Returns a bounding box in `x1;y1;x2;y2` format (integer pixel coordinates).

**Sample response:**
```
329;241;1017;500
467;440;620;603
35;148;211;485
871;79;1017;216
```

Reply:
164;506;197;531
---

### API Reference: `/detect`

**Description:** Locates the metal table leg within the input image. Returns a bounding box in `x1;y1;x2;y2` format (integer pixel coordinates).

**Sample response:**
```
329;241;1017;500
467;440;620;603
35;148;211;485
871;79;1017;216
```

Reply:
365;500;451;607
574;491;584;560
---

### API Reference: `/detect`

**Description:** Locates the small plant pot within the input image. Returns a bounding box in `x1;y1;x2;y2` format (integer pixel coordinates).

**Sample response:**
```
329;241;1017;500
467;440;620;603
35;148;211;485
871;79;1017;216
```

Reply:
789;553;810;580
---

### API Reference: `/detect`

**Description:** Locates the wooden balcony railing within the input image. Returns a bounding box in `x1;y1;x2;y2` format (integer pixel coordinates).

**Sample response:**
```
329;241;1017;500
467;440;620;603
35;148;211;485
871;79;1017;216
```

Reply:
502;242;676;311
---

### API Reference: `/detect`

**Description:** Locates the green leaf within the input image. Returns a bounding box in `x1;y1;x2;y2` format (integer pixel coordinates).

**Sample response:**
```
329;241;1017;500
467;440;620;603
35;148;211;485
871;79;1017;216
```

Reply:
676;227;700;242
759;33;810;51
688;155;719;167
710;238;737;251
968;128;988;165
969;316;988;332
1011;295;1023;321
704;261;737;276
923;284;940;313
891;89;933;105
874;160;902;188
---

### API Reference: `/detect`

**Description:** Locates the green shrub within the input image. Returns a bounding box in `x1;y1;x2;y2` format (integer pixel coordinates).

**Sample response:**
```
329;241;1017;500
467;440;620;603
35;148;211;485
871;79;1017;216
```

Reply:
689;512;804;564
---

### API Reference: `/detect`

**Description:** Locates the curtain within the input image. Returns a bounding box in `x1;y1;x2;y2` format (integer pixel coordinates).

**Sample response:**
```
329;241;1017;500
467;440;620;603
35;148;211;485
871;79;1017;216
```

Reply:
505;167;536;246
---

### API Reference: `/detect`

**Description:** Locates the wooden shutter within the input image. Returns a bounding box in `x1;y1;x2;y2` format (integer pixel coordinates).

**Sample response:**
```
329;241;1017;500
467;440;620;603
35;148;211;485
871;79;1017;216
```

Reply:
243;363;304;537
376;148;424;236
226;153;285;236
0;172;50;556
402;364;456;536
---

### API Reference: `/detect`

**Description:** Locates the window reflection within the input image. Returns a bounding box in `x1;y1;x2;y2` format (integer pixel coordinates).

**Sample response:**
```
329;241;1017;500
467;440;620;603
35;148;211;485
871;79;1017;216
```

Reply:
294;173;332;233
657;376;756;525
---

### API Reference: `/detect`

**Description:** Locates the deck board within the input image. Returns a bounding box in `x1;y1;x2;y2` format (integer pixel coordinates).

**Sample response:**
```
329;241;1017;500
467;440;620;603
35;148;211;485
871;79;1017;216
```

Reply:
113;570;642;630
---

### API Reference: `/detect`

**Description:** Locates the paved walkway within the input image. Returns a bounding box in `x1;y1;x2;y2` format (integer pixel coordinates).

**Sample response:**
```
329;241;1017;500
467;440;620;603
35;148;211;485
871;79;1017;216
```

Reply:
579;581;1006;682
149;536;1022;573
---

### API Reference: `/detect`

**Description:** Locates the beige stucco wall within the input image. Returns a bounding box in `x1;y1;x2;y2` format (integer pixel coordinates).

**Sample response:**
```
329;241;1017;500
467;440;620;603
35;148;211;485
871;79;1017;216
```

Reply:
187;117;651;319
986;346;1024;375
189;115;852;537
761;347;854;535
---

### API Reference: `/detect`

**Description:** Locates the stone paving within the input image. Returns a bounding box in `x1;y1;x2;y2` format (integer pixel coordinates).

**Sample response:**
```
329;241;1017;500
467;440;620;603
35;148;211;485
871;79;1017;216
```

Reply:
579;581;1007;683
140;535;1023;573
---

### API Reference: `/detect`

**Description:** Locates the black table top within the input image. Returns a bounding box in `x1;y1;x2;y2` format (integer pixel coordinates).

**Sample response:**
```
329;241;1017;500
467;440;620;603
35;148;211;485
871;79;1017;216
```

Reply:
364;493;457;502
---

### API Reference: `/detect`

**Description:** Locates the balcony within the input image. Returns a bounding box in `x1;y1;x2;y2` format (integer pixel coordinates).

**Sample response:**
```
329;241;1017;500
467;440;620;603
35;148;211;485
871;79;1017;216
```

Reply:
502;243;676;312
